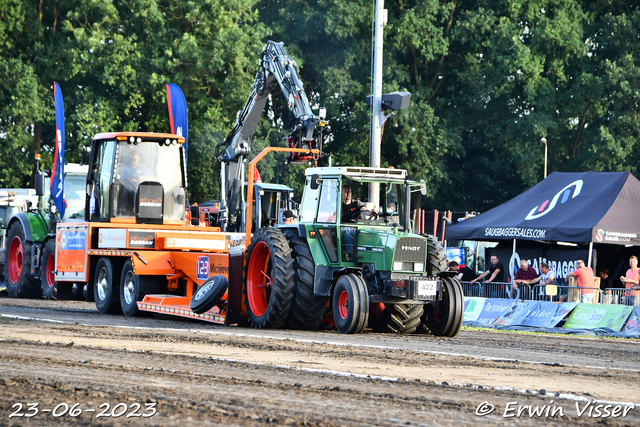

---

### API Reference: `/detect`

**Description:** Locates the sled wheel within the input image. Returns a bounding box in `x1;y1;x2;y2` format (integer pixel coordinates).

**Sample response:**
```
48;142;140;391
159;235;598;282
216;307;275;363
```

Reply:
243;227;294;329
190;275;228;314
94;257;121;314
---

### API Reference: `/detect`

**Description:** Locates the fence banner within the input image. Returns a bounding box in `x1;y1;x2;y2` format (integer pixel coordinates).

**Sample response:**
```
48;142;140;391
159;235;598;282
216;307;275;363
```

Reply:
563;304;633;331
493;301;577;328
623;306;640;333
463;297;487;322
475;298;516;324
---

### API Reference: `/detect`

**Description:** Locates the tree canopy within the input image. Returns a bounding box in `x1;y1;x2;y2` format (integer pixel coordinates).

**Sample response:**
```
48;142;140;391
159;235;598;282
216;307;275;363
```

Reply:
2;0;640;211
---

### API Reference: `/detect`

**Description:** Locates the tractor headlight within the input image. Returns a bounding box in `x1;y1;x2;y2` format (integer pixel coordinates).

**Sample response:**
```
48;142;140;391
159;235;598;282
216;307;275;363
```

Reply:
393;262;403;271
414;263;424;272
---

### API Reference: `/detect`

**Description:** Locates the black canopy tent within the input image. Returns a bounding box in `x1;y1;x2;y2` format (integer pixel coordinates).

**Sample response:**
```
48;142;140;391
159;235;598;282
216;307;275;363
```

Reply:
445;171;640;268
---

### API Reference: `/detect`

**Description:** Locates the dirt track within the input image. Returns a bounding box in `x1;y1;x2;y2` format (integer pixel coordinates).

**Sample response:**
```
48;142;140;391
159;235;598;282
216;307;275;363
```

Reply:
0;298;638;426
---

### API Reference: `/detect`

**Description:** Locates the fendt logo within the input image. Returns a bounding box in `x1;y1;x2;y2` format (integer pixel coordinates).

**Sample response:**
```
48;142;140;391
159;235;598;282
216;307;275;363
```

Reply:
402;246;420;251
525;180;583;221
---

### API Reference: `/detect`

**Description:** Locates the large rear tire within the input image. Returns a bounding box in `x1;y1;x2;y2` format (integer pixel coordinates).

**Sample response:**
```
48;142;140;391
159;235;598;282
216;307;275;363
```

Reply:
243;227;294;329
284;234;328;330
369;303;424;334
4;222;41;298
94;257;121;314
332;274;369;334
423;277;464;337
417;235;448;334
40;239;71;300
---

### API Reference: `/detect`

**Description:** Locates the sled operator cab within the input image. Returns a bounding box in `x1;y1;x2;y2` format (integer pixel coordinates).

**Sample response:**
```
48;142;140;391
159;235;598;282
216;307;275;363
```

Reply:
85;132;187;225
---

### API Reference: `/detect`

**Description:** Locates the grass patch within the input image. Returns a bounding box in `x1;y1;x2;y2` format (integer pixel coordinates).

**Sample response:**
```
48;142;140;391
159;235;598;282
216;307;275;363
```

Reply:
460;325;640;341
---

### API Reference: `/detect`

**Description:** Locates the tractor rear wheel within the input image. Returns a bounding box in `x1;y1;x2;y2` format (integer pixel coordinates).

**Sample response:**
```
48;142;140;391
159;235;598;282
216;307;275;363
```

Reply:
417;235;448;334
369;303;424;334
284;234;328;330
41;239;71;300
243;227;294;329
94;257;121;314
332;274;369;334
423;277;464;337
4;222;41;298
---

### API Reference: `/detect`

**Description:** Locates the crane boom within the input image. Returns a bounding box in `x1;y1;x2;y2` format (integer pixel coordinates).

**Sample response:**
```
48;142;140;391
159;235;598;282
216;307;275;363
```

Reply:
218;41;327;231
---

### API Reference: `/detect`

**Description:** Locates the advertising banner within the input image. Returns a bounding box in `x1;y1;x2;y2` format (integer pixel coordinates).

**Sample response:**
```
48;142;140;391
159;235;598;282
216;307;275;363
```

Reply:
494;301;577;328
564;304;633;331
622;306;640;333
475;299;516;324
166;83;188;163
52;82;66;218
463;297;486;322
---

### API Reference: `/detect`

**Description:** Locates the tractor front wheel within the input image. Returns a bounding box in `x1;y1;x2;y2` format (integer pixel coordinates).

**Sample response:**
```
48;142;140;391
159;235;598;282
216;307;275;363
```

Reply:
4;222;41;298
332;274;369;334
422;277;464;337
243;227;294;329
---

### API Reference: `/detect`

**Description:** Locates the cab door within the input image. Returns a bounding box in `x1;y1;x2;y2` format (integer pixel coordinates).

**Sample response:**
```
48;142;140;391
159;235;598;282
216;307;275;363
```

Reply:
314;178;340;264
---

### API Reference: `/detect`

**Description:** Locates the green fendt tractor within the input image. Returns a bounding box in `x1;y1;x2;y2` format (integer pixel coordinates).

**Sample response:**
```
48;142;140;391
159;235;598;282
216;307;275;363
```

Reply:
3;157;88;299
244;164;464;336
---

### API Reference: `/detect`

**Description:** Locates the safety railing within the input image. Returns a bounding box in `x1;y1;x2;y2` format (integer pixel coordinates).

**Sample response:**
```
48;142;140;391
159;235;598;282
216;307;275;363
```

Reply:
460;281;532;300
600;288;640;306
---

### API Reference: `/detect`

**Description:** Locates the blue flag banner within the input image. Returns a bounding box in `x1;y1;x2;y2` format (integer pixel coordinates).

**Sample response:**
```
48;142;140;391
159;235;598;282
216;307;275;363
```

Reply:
166;83;188;163
52;82;65;218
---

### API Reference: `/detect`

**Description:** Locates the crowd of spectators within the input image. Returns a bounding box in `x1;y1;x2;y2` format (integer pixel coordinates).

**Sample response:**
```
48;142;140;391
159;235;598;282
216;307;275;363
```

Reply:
447;255;640;306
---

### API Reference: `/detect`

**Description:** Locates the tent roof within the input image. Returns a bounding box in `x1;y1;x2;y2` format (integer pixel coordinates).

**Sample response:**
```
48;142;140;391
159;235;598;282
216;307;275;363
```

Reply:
445;171;640;245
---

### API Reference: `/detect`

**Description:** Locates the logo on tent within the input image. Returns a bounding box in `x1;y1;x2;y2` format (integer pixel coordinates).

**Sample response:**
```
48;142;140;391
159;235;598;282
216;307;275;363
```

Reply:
596;229;604;242
525;180;583;221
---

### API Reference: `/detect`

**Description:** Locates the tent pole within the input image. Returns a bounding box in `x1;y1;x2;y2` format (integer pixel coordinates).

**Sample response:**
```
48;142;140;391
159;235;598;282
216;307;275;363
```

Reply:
587;241;593;268
512;239;517;280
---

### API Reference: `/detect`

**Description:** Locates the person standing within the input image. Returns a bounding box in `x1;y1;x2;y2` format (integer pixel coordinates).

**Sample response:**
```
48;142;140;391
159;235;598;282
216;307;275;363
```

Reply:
598;267;613;289
568;260;595;304
532;262;557;300
470;255;505;298
512;259;538;298
621;255;640;306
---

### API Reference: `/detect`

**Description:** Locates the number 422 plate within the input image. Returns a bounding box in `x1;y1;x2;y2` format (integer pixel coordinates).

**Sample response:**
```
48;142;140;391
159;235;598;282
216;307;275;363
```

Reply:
417;280;437;296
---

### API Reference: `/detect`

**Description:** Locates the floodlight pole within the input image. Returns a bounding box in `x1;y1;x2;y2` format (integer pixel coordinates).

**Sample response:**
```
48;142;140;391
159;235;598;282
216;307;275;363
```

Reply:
369;0;386;208
541;137;548;179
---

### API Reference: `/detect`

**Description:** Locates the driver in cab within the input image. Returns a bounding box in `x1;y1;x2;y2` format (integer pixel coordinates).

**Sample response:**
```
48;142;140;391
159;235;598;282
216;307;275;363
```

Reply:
341;184;365;223
119;150;150;190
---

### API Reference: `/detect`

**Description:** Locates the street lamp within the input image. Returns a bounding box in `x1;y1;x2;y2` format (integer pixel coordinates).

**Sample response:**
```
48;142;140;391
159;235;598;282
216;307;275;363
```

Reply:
541;137;548;178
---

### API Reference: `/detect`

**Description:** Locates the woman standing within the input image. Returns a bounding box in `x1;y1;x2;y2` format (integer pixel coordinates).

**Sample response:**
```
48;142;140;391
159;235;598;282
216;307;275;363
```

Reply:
621;255;640;306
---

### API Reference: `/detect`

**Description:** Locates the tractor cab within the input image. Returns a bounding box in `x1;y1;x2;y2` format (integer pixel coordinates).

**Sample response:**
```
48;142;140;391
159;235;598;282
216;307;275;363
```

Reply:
251;182;296;230
298;166;426;267
85;132;187;224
